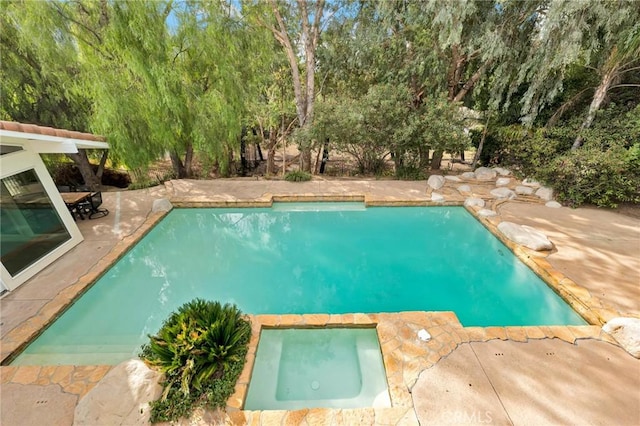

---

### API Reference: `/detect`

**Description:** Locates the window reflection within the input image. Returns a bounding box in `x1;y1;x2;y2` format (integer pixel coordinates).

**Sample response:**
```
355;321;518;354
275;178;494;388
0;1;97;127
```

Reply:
1;169;71;276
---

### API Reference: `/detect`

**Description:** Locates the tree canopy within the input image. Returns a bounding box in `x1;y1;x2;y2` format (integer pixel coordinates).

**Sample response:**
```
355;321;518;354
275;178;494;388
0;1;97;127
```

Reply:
1;0;638;205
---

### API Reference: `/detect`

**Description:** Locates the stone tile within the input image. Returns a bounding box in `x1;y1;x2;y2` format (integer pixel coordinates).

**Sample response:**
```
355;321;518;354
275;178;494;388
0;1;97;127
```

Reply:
400;341;429;359
387;383;412;408
227;383;246;410
0;383;78;426
548;326;577;343
395;407;420;425
567;326;601;340
403;358;430;388
302;314;329;326
426;351;442;365
11;366;40;385
353;313;375;325
88;365;111;383
279;314;303;325
377;322;398;344
431;311;460;326
256;315;279;326
383;352;403;377
0;366;17;383
465;327;487;341
0;300;43;339
412;344;511;426
484;327;508;340
472;339;640;426
399;311;430;326
50;365;74;385
282;408;308;425
227;410;249;425
505;327;528;342
337;408;375;425
327;314;344;325
62;380;88;397
260;410;287;425
381;337;402;354
374;408;412;425
524;326;546;340
237;353;255;384
306;407;334;425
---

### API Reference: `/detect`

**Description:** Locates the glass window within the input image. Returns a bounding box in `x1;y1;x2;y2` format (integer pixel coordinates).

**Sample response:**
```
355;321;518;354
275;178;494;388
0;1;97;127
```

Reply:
1;169;71;276
0;145;23;155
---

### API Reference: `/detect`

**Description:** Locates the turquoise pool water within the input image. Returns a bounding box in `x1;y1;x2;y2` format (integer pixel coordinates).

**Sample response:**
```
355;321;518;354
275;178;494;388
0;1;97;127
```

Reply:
12;204;585;365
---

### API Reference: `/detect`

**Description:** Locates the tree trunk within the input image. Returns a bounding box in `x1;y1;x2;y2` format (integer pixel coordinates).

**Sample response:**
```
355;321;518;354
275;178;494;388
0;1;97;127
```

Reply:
572;66;617;149
300;149;312;172
169;149;186;178
266;127;277;175
430;150;444;170
472;116;490;169
66;149;100;190
428;59;492;172
268;0;324;173
184;143;194;177
452;60;490;103
96;150;108;180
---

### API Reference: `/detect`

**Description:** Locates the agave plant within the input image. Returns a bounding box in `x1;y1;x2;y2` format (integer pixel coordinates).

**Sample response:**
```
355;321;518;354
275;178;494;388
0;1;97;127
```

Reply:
141;299;251;397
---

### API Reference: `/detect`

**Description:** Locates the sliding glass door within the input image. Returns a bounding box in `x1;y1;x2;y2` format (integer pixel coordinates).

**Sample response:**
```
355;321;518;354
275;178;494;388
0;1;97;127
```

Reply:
0;146;82;291
1;170;72;276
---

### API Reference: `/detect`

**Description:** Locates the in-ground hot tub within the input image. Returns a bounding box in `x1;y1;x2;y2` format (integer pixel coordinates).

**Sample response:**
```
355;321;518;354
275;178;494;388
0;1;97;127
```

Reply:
244;328;391;410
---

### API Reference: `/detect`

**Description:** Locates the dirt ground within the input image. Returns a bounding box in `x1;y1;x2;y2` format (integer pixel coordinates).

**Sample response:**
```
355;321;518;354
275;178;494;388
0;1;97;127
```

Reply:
123;145;639;219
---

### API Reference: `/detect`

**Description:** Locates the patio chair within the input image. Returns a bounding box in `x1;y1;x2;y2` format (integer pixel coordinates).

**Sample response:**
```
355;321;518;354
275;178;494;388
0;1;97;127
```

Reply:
77;189;109;219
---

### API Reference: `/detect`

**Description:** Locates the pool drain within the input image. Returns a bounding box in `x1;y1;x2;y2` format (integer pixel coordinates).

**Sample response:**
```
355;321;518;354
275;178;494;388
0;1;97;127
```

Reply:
310;380;320;390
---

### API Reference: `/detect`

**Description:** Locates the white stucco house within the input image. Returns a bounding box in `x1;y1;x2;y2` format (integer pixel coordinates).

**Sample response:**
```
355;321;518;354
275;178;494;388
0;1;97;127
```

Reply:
0;121;109;292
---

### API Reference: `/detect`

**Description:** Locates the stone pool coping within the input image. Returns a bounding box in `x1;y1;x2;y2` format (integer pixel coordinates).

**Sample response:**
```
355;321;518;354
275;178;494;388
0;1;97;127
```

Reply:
0;189;629;424
223;312;615;425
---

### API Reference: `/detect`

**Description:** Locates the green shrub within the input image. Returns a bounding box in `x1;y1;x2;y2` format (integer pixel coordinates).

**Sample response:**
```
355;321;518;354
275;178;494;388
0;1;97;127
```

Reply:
395;165;426;180
140;299;251;423
284;170;312;182
536;143;640;208
483;125;572;176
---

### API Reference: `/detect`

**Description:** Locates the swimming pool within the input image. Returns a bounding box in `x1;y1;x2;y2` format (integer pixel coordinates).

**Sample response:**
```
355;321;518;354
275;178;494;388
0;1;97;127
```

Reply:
12;204;585;365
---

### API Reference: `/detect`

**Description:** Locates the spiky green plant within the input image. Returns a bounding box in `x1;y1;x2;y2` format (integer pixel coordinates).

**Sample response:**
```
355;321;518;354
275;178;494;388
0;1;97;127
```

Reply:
140;299;251;402
284;170;312;182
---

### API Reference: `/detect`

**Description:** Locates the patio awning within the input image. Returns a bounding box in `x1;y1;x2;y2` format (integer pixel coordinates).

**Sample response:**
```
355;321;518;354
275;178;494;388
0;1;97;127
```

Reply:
0;121;109;153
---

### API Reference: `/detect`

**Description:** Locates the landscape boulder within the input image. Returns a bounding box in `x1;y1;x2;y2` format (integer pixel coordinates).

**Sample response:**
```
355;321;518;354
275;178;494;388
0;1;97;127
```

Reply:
474;167;497;181
427;175;445;190
545;201;562;208
522;178;541;188
602;317;640;358
477;209;498;217
74;359;163;426
490;187;516;200
496;177;511;186
431;192;445;202
515;185;534;195
497;222;553;251
493;167;511;176
461;172;476;180
445;175;462;182
535;186;554;201
457;184;472;193
464;197;485;208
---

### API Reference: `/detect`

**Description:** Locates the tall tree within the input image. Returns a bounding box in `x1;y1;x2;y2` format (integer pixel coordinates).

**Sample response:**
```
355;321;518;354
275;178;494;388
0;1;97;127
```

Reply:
1;0;105;189
517;0;640;149
260;0;327;172
422;0;543;168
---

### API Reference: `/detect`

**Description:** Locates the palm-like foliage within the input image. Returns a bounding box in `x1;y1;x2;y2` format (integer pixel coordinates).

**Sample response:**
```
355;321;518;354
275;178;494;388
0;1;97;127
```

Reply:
141;299;251;397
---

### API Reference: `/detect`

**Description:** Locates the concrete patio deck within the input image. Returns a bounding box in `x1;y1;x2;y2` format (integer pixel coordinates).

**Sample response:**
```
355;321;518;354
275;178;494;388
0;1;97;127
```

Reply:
1;178;639;425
